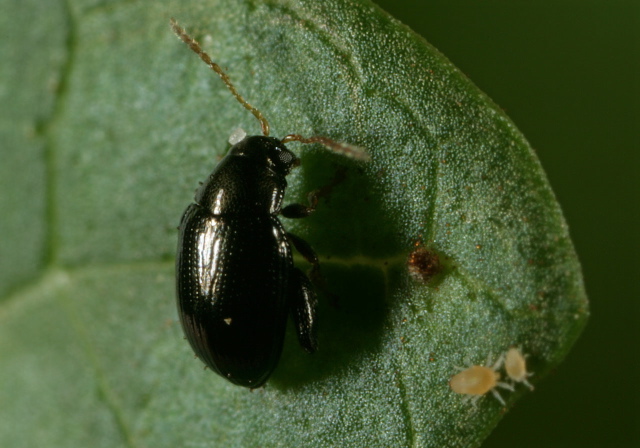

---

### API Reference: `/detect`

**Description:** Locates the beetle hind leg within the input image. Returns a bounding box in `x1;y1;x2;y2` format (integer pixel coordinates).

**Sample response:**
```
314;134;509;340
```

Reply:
289;267;318;353
286;231;321;353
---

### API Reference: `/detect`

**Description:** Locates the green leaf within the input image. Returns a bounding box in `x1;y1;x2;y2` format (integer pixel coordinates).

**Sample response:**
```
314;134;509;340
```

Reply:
0;0;588;447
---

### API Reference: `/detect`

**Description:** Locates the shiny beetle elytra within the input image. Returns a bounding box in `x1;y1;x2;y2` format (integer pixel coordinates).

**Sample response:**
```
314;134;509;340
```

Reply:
171;20;368;388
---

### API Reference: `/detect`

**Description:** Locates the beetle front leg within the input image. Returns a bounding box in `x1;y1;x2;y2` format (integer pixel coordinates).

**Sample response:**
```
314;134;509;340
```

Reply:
281;190;318;218
289;267;318;353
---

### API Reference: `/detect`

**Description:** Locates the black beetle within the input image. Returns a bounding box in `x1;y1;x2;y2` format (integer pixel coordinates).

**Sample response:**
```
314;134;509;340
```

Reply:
171;20;368;388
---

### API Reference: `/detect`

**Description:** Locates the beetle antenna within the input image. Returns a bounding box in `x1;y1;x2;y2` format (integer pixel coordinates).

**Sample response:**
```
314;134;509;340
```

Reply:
281;134;370;161
170;18;271;137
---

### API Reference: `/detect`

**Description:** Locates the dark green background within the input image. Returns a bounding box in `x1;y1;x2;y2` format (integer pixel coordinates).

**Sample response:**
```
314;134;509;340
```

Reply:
372;0;637;446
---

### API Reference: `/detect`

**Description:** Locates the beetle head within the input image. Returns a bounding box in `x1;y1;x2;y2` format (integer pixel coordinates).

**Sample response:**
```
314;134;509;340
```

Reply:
229;135;300;176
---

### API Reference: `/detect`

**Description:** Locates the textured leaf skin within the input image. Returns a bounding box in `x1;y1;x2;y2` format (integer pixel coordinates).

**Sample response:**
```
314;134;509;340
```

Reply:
0;0;587;447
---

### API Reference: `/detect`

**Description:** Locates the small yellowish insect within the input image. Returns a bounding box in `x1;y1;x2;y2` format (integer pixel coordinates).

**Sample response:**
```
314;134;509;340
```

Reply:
449;354;514;406
504;347;534;390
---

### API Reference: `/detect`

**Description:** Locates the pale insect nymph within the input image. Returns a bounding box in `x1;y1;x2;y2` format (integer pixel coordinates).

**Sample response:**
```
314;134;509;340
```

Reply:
504;347;534;390
449;353;514;406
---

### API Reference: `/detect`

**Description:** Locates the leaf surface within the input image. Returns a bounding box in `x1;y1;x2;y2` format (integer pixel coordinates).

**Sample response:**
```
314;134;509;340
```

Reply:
0;0;587;446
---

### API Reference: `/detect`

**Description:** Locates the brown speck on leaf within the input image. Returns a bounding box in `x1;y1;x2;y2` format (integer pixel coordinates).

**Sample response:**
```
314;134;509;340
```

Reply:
408;246;441;283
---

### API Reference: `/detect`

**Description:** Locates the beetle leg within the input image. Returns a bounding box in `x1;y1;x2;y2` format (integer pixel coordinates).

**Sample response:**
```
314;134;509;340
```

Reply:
289;267;318;353
281;190;319;218
287;232;340;309
287;232;321;281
